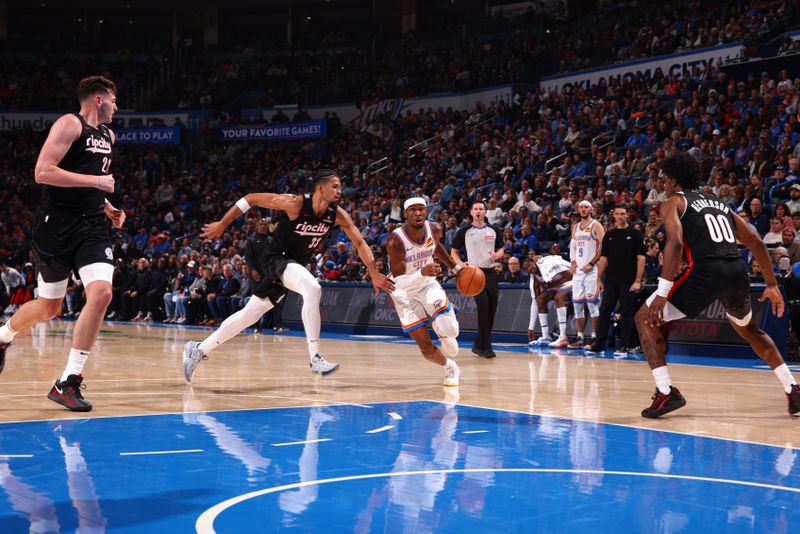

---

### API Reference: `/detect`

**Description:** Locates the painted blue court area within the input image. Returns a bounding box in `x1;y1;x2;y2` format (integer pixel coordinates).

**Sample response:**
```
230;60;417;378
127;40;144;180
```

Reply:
0;401;797;533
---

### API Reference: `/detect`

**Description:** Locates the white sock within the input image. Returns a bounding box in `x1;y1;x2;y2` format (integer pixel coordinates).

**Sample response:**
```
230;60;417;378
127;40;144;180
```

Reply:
0;321;18;344
61;348;90;382
308;339;320;361
773;363;797;394
577;332;584;341
539;314;550;338
652;366;672;395
199;296;273;355
556;307;567;338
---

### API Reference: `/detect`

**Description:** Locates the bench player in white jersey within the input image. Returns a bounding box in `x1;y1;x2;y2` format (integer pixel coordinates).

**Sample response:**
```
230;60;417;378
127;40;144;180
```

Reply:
528;254;573;347
386;198;465;386
569;200;604;348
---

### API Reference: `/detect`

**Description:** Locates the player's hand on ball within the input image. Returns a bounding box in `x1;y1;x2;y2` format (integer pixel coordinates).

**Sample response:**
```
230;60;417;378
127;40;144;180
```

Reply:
201;221;225;240
421;263;442;277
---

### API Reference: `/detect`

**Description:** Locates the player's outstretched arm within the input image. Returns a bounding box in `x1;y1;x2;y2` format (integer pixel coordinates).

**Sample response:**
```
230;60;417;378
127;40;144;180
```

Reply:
202;193;301;240
732;212;785;317
34;114;115;192
336;207;394;293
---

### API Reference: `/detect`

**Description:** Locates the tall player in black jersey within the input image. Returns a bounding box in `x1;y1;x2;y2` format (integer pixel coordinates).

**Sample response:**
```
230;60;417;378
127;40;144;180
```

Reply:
0;76;125;412
182;170;394;381
635;152;799;418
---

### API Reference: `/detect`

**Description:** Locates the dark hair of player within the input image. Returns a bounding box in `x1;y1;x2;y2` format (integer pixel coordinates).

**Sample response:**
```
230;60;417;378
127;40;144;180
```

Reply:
77;75;117;102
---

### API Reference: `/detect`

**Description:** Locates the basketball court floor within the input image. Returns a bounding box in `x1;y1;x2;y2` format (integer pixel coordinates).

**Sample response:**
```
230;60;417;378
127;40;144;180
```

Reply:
0;320;797;532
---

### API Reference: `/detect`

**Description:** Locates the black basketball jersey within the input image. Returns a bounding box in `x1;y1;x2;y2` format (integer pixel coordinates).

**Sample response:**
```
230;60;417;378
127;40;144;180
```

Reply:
678;190;741;262
272;194;337;264
43;113;113;216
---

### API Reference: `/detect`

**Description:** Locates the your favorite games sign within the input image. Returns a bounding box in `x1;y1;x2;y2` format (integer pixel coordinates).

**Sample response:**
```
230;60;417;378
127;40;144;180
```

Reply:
217;119;327;141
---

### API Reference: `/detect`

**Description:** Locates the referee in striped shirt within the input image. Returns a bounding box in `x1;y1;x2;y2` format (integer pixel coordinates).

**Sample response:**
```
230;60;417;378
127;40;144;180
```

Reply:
451;200;505;358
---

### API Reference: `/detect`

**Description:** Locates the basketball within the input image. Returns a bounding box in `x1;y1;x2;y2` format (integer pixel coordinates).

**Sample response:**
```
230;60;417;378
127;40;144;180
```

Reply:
456;265;485;296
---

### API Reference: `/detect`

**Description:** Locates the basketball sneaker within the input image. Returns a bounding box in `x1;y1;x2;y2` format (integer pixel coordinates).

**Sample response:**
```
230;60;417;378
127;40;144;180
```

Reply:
787;384;800;415
613;346;629;356
310;354;339;376
183;341;207;383
443;361;460;387
641;386;686;418
529;336;553;347
551;336;570;348
585;342;605;354
567;338;585;349
0;342;8;375
47;374;92;412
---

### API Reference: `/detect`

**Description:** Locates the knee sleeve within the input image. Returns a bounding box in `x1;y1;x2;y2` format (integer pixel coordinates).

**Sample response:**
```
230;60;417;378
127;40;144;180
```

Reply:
587;302;600;317
432;311;459;339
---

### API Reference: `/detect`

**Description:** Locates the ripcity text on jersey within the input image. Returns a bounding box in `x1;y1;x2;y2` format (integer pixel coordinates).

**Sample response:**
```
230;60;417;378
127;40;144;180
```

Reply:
44;113;113;216
272;194;337;264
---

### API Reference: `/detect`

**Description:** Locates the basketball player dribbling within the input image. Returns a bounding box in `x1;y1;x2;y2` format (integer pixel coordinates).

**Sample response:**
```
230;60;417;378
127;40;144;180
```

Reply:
635;152;799;418
182;169;394;381
0;76;125;411
385;198;465;386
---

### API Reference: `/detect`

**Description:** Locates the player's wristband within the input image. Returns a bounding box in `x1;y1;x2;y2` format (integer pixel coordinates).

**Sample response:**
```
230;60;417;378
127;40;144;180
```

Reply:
235;197;251;213
655;277;673;298
454;264;465;274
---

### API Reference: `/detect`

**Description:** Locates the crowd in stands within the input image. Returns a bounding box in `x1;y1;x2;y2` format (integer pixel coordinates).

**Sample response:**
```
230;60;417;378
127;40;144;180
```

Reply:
2;1;797;112
1;58;800;329
153;1;799;109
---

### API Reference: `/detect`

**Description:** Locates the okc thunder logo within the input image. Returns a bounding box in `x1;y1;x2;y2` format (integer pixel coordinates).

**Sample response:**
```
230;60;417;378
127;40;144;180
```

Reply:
425;237;434;247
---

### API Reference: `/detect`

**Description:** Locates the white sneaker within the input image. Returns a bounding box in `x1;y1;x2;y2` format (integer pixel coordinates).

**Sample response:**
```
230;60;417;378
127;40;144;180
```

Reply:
310;354;339;376
530;336;553;347
551;336;570;348
143;312;153;323
131;312;144;322
443;361;460;387
182;341;207;383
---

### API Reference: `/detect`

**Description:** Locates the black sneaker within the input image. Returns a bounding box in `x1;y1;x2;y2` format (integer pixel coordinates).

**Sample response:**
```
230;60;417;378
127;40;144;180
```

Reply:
627;346;643;354
0;342;8;375
471;347;496;359
787;384;800;415
585;343;604;354
641;386;686;418
47;374;92;412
